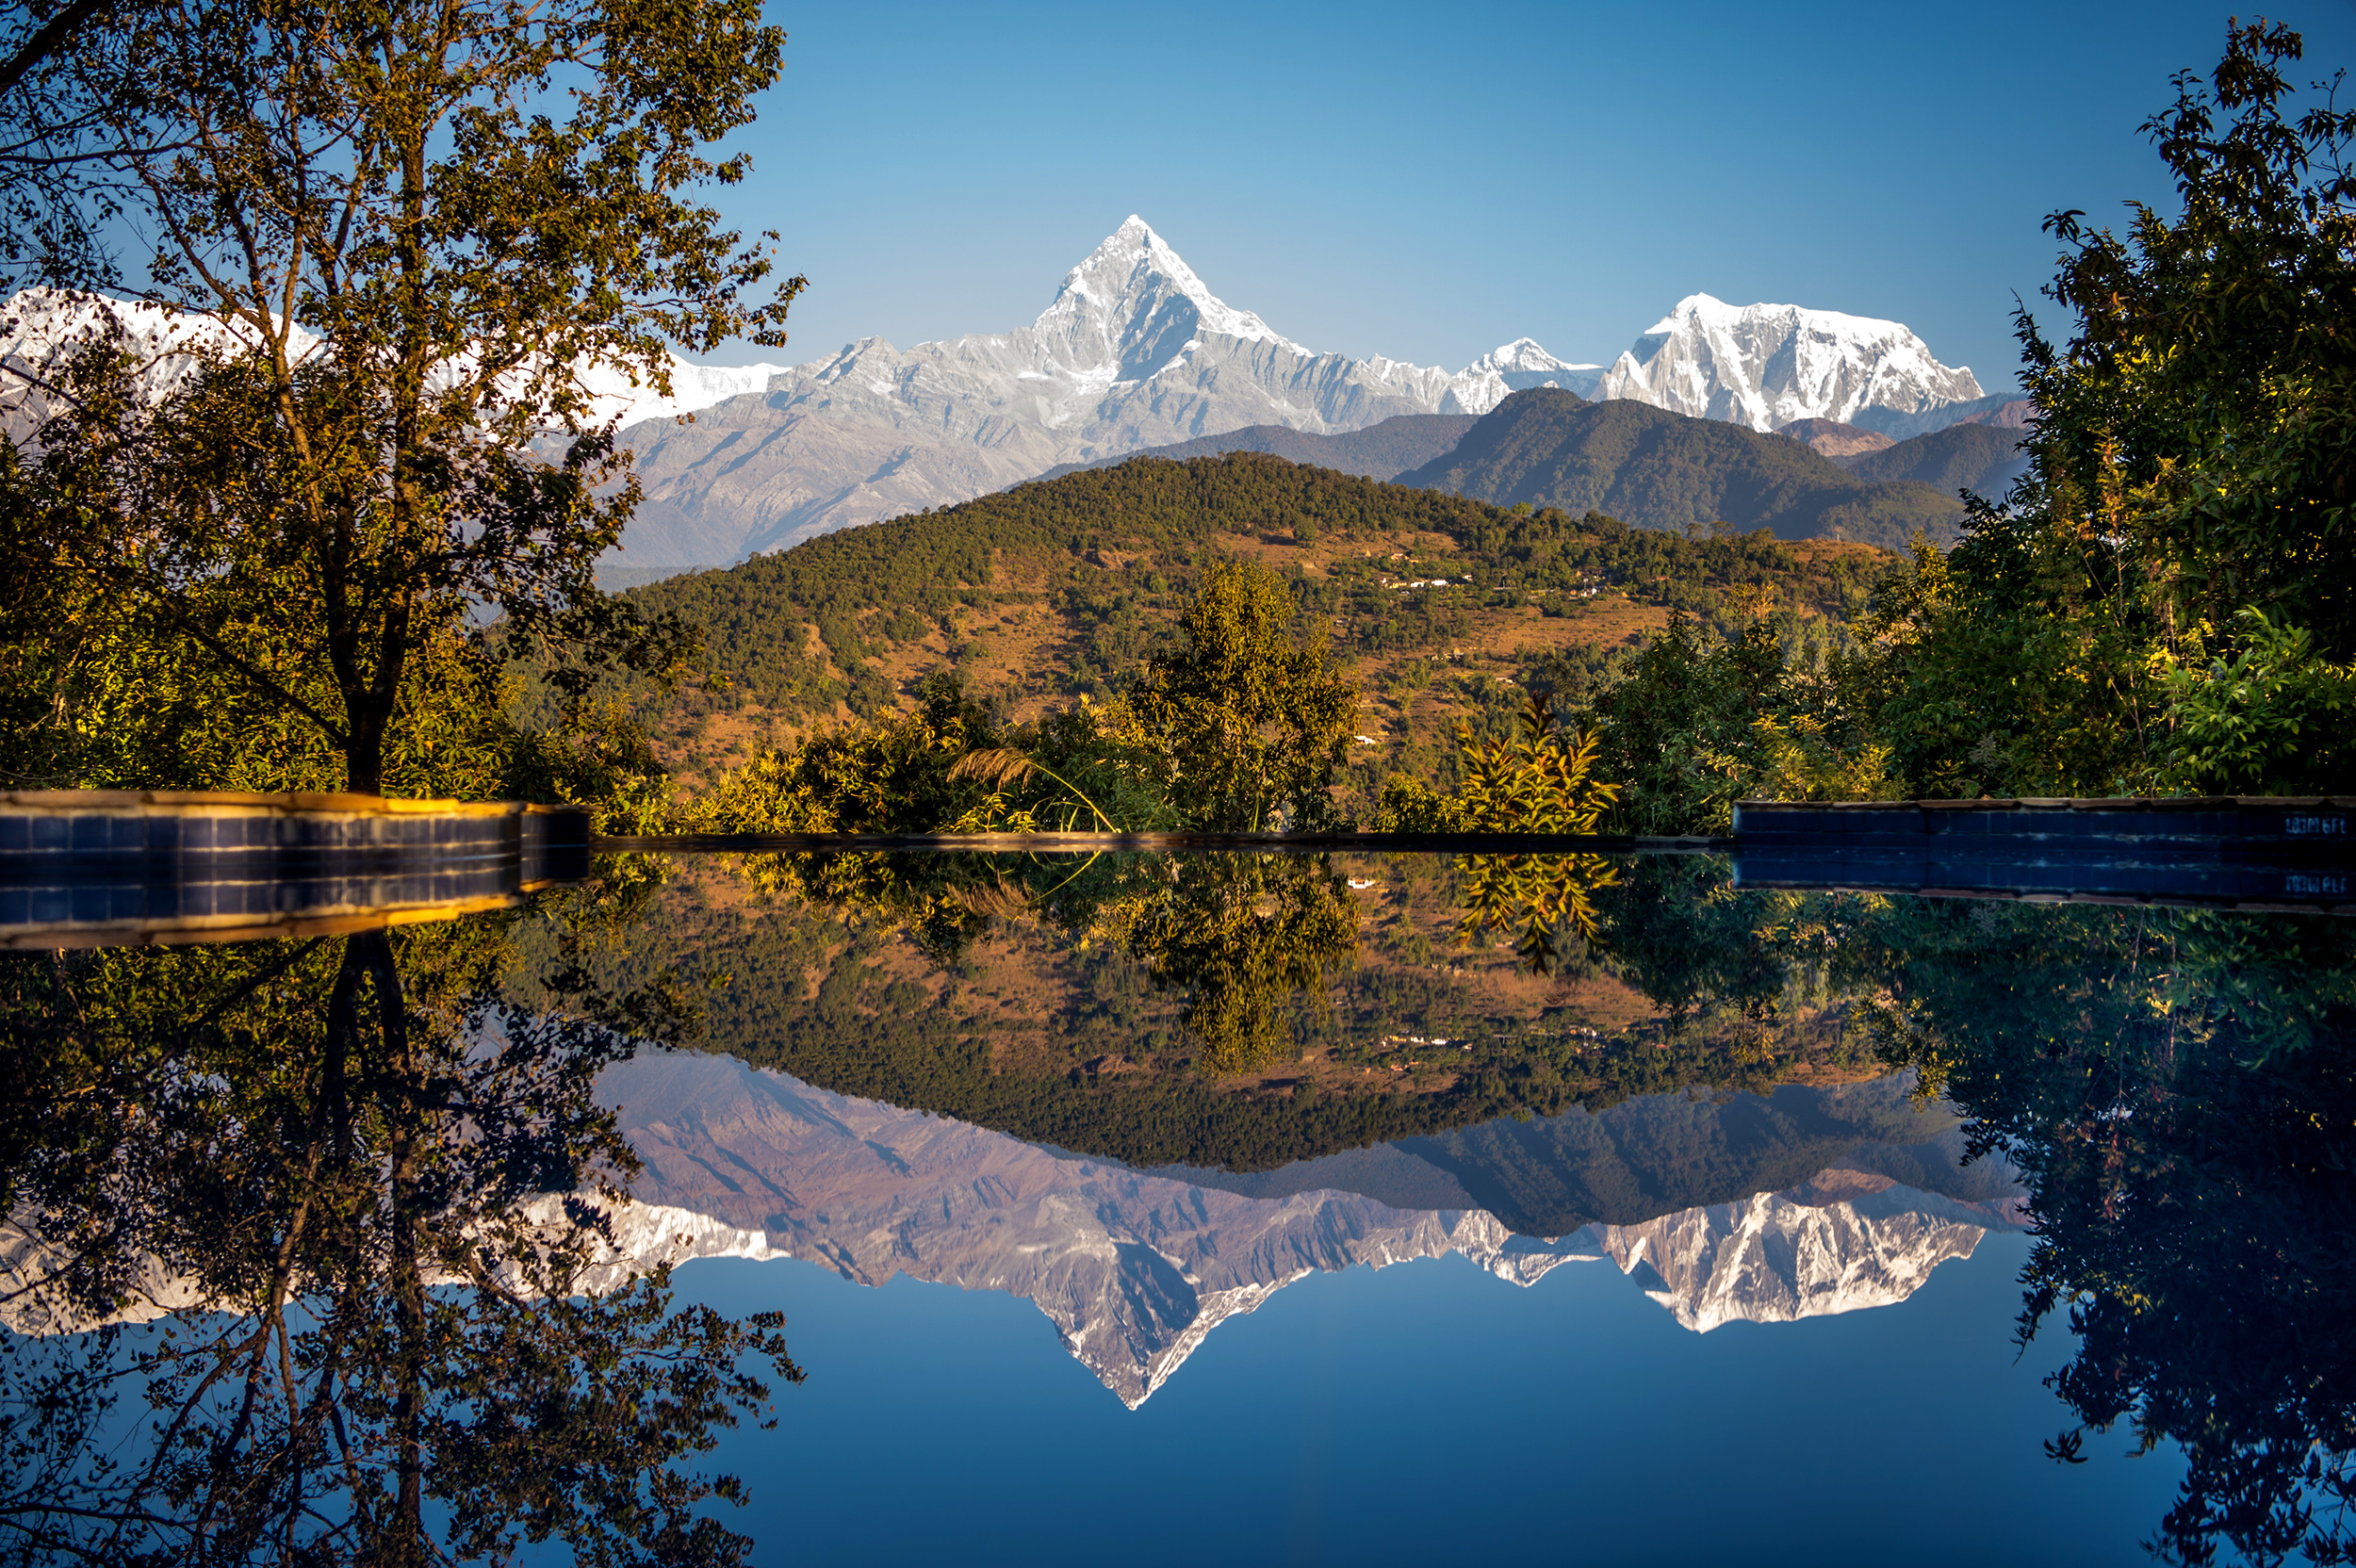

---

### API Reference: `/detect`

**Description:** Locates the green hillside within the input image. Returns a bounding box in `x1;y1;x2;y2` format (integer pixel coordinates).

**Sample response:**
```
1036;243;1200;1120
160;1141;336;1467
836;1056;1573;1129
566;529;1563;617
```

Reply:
1396;389;1970;547
609;450;1898;793
1035;413;1477;483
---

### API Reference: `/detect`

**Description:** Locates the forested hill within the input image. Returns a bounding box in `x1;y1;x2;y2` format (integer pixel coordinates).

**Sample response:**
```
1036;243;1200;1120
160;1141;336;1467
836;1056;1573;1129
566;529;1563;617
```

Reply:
1836;418;2034;498
1397;388;1971;547
1031;413;1478;484
616;450;1897;794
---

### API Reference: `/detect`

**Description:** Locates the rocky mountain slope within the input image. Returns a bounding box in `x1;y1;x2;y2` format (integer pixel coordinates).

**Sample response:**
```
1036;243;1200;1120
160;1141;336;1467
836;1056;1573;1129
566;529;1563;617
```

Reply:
1777;417;1894;460
593;1052;2025;1405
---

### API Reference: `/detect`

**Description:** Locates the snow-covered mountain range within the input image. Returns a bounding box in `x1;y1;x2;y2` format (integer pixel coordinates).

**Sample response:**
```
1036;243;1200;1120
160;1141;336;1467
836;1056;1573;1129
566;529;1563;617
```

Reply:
604;225;1991;560
0;220;1999;564
1597;1181;2009;1333
1;1051;2026;1404
604;218;1616;562
594;1053;2025;1406
0;286;769;433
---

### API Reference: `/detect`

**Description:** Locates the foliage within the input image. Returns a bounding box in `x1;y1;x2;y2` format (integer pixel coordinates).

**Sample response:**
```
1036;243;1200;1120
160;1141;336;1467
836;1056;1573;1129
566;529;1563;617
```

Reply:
2032;21;2356;662
604;451;1895;742
1848;21;2356;798
0;0;796;792
1374;691;1622;970
556;855;1903;1182
2155;607;2356;793
695;673;1009;837
1862;899;2356;1566
1118;561;1359;831
1751;711;1895;804
695;564;1362;844
1833;525;2159;797
1107;855;1361;1074
1577;612;1888;832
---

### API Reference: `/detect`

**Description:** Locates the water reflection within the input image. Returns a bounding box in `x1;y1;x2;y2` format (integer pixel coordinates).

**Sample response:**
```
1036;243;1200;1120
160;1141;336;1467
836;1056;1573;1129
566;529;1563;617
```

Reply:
1866;901;2356;1567
716;844;1366;1074
597;1050;2020;1406
635;846;2356;1561
3;844;2353;1565
0;907;797;1567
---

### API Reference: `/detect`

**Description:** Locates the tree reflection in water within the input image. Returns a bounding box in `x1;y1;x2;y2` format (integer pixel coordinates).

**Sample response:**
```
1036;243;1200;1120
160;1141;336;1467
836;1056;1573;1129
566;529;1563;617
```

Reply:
1461;856;2356;1562
1865;903;2356;1567
728;845;1365;1076
1105;854;1358;1074
0;912;799;1567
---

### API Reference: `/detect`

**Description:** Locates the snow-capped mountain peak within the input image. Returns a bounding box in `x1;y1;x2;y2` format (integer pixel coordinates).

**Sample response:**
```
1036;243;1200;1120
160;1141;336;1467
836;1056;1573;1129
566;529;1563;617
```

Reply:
598;225;1997;561
1448;336;1605;405
1595;292;1984;433
1030;214;1291;383
1473;336;1586;376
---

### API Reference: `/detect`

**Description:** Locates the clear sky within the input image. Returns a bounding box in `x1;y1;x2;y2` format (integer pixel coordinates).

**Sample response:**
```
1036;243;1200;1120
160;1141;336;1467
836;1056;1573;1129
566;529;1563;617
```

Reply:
707;0;2356;395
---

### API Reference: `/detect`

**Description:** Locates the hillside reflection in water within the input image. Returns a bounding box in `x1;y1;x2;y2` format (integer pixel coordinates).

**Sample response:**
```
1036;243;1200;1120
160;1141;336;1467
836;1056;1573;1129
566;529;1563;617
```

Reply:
2;850;2350;1566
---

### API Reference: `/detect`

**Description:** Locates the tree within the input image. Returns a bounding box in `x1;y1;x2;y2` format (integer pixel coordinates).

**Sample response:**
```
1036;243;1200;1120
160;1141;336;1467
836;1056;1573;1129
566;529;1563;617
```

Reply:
1851;21;2356;796
0;0;805;793
1119;561;1359;831
1108;853;1359;1074
1576;612;1796;831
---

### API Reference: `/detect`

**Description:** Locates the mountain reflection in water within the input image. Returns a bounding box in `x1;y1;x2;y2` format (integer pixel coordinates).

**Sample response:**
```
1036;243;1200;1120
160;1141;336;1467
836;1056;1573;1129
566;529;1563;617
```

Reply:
599;1051;2022;1406
0;847;2351;1567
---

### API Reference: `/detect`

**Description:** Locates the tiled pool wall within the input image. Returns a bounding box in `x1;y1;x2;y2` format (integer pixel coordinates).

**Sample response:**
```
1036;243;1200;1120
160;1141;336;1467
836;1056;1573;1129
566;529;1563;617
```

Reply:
0;792;592;945
1732;796;2356;911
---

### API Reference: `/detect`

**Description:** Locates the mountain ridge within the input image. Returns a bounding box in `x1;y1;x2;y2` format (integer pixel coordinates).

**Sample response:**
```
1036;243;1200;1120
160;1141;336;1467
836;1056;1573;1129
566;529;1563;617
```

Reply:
1030;413;1480;484
608;217;1581;562
1394;389;1971;547
0;225;2010;565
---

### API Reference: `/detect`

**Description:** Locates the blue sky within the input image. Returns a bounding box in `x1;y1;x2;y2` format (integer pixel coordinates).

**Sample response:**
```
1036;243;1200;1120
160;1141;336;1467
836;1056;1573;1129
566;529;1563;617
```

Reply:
710;1;2356;395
